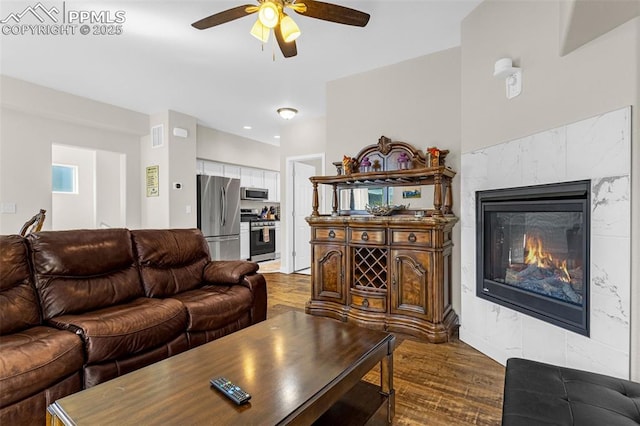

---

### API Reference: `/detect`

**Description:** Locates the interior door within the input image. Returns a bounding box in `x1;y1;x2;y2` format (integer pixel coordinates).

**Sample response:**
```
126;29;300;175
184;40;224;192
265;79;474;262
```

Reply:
293;161;315;271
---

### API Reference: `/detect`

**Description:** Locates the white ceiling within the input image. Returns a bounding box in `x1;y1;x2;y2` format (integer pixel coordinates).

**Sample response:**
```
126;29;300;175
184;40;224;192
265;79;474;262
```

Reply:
0;0;480;145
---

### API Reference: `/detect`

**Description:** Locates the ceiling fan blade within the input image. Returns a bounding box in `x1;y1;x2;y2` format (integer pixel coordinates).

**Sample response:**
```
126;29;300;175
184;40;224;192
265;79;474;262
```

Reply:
192;4;257;30
275;23;298;58
294;0;370;27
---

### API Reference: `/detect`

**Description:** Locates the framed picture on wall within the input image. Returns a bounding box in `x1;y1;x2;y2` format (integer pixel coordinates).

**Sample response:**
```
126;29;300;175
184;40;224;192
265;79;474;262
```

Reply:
146;165;159;197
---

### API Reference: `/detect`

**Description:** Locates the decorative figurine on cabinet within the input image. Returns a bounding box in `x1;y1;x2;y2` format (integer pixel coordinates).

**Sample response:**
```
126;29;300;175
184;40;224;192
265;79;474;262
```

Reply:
342;155;358;175
360;156;371;173
427;147;450;167
397;152;411;169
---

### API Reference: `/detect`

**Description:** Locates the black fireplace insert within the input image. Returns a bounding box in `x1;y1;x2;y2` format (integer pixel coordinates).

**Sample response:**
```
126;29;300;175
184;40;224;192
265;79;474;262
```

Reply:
476;180;590;335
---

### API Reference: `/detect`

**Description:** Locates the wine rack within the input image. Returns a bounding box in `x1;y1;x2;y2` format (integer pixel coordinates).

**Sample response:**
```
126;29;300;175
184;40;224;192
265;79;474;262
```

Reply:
353;247;387;292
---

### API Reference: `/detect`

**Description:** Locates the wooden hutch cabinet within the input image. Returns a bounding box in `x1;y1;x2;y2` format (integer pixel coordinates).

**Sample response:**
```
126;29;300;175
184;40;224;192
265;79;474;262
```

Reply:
305;136;459;342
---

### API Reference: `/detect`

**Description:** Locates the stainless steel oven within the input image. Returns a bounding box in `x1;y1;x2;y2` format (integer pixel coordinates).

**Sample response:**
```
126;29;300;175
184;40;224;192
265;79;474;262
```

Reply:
249;220;276;262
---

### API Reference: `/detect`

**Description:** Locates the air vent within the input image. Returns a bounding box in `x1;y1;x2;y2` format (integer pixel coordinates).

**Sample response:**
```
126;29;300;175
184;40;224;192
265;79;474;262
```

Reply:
151;125;163;148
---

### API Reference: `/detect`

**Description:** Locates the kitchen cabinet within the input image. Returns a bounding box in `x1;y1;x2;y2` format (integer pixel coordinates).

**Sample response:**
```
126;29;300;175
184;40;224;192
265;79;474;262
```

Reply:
224;165;241;180
240;222;250;260
243;168;265;188
242;168;264;188
198;161;279;200
203;161;224;177
305;136;458;343
264;170;279;202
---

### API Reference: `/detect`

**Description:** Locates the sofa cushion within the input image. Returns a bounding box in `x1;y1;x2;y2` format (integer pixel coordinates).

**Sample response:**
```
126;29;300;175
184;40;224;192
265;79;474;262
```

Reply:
27;229;144;319
170;285;253;331
49;297;187;364
502;358;640;426
0;235;40;334
131;229;210;297
83;333;189;388
0;326;83;408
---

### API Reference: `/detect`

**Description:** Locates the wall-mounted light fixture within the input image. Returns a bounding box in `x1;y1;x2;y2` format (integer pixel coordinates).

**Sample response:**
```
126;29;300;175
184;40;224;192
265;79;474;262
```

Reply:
277;107;298;120
494;57;522;99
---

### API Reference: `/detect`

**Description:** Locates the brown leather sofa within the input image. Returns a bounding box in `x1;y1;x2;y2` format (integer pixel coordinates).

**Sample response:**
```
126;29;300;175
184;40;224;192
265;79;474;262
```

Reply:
0;228;267;425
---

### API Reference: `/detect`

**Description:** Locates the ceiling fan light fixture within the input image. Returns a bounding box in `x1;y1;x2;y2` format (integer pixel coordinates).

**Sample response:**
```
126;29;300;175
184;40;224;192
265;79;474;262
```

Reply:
280;13;300;43
258;1;280;28
250;18;270;42
277;107;298;120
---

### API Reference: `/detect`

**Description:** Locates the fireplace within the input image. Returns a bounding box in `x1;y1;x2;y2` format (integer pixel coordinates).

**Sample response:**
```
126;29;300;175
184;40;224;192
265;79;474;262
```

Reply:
476;180;590;336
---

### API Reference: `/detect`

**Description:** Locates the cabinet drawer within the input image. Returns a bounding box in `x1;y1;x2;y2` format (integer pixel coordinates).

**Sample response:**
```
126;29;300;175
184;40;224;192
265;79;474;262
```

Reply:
391;230;432;247
314;227;346;242
351;291;386;313
350;229;385;245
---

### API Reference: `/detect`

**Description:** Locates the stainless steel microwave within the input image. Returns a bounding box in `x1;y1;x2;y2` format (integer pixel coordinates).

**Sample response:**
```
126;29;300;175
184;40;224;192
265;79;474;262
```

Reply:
240;187;269;200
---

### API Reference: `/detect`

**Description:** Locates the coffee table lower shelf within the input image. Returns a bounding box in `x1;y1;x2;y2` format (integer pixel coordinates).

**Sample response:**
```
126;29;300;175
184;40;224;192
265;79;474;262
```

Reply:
313;380;394;426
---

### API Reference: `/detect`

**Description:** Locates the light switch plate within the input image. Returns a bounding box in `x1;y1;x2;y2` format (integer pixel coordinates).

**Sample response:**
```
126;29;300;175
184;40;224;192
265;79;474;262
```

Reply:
0;202;17;214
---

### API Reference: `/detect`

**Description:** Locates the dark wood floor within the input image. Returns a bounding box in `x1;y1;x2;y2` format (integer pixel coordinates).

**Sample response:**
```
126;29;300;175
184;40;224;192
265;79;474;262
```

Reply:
263;271;505;426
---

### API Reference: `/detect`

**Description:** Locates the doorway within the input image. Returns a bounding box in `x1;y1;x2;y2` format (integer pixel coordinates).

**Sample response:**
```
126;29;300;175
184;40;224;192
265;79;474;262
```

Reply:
51;144;126;230
285;154;324;274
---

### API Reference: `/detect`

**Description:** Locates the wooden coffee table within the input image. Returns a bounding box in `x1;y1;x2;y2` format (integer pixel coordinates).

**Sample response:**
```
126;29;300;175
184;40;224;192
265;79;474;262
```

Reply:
47;311;395;425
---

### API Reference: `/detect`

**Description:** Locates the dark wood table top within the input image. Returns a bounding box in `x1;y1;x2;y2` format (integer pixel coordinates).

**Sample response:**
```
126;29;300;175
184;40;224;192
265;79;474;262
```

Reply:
48;311;395;425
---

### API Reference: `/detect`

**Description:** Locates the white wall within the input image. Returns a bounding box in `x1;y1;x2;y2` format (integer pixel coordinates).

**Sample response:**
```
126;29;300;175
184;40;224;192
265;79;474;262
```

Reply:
51;145;95;230
460;1;639;379
95;149;126;229
279;117;327;272
326;47;463;314
168;111;197;229
0;76;148;234
140;113;169;229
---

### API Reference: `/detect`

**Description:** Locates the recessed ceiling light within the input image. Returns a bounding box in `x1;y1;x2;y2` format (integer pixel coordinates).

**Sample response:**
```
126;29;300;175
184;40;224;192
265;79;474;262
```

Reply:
274;135;281;139
277;107;298;120
243;125;252;130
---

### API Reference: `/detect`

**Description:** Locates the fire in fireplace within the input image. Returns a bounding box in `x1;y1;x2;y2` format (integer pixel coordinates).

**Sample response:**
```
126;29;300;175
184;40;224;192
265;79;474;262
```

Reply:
476;180;590;335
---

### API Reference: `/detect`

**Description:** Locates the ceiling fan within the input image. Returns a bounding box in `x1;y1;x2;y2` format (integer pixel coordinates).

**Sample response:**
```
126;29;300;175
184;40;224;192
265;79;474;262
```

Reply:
191;0;370;58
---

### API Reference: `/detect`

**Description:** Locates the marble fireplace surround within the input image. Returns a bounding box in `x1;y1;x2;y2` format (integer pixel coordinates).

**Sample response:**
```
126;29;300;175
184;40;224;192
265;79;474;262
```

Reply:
460;106;631;379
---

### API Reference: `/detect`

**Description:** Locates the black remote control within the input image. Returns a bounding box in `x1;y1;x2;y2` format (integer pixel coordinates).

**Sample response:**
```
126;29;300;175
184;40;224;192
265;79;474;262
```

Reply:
210;377;251;405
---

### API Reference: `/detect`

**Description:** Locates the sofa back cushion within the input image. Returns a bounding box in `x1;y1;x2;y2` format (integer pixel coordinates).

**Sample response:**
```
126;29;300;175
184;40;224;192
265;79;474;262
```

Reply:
131;229;210;297
27;229;144;319
0;235;40;334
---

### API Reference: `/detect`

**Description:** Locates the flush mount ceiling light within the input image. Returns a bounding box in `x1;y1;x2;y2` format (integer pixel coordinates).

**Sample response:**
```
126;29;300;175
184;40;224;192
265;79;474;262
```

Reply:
191;0;370;59
277;107;298;120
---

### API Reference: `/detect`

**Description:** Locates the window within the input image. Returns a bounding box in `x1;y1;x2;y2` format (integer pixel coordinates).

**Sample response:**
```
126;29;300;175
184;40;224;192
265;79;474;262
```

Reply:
52;164;78;193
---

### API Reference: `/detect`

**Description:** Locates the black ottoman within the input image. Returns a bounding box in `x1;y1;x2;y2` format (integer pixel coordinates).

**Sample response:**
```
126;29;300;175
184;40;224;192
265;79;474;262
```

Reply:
502;358;640;425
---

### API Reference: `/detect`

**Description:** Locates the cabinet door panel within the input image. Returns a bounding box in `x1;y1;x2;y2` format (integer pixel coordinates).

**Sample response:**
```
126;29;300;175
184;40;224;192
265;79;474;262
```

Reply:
390;250;432;319
313;244;346;303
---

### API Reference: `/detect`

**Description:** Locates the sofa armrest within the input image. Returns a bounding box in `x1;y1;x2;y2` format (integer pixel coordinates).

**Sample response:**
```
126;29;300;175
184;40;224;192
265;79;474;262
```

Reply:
203;260;259;285
243;273;267;323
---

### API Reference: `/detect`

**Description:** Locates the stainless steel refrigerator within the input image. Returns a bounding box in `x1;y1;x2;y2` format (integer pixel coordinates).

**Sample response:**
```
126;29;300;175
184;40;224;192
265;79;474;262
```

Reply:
197;175;241;261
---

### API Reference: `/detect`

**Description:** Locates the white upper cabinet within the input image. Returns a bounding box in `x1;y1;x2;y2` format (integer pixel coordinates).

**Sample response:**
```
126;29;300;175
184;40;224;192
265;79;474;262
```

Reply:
264;170;279;202
199;160;279;200
202;161;224;176
224;165;241;180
